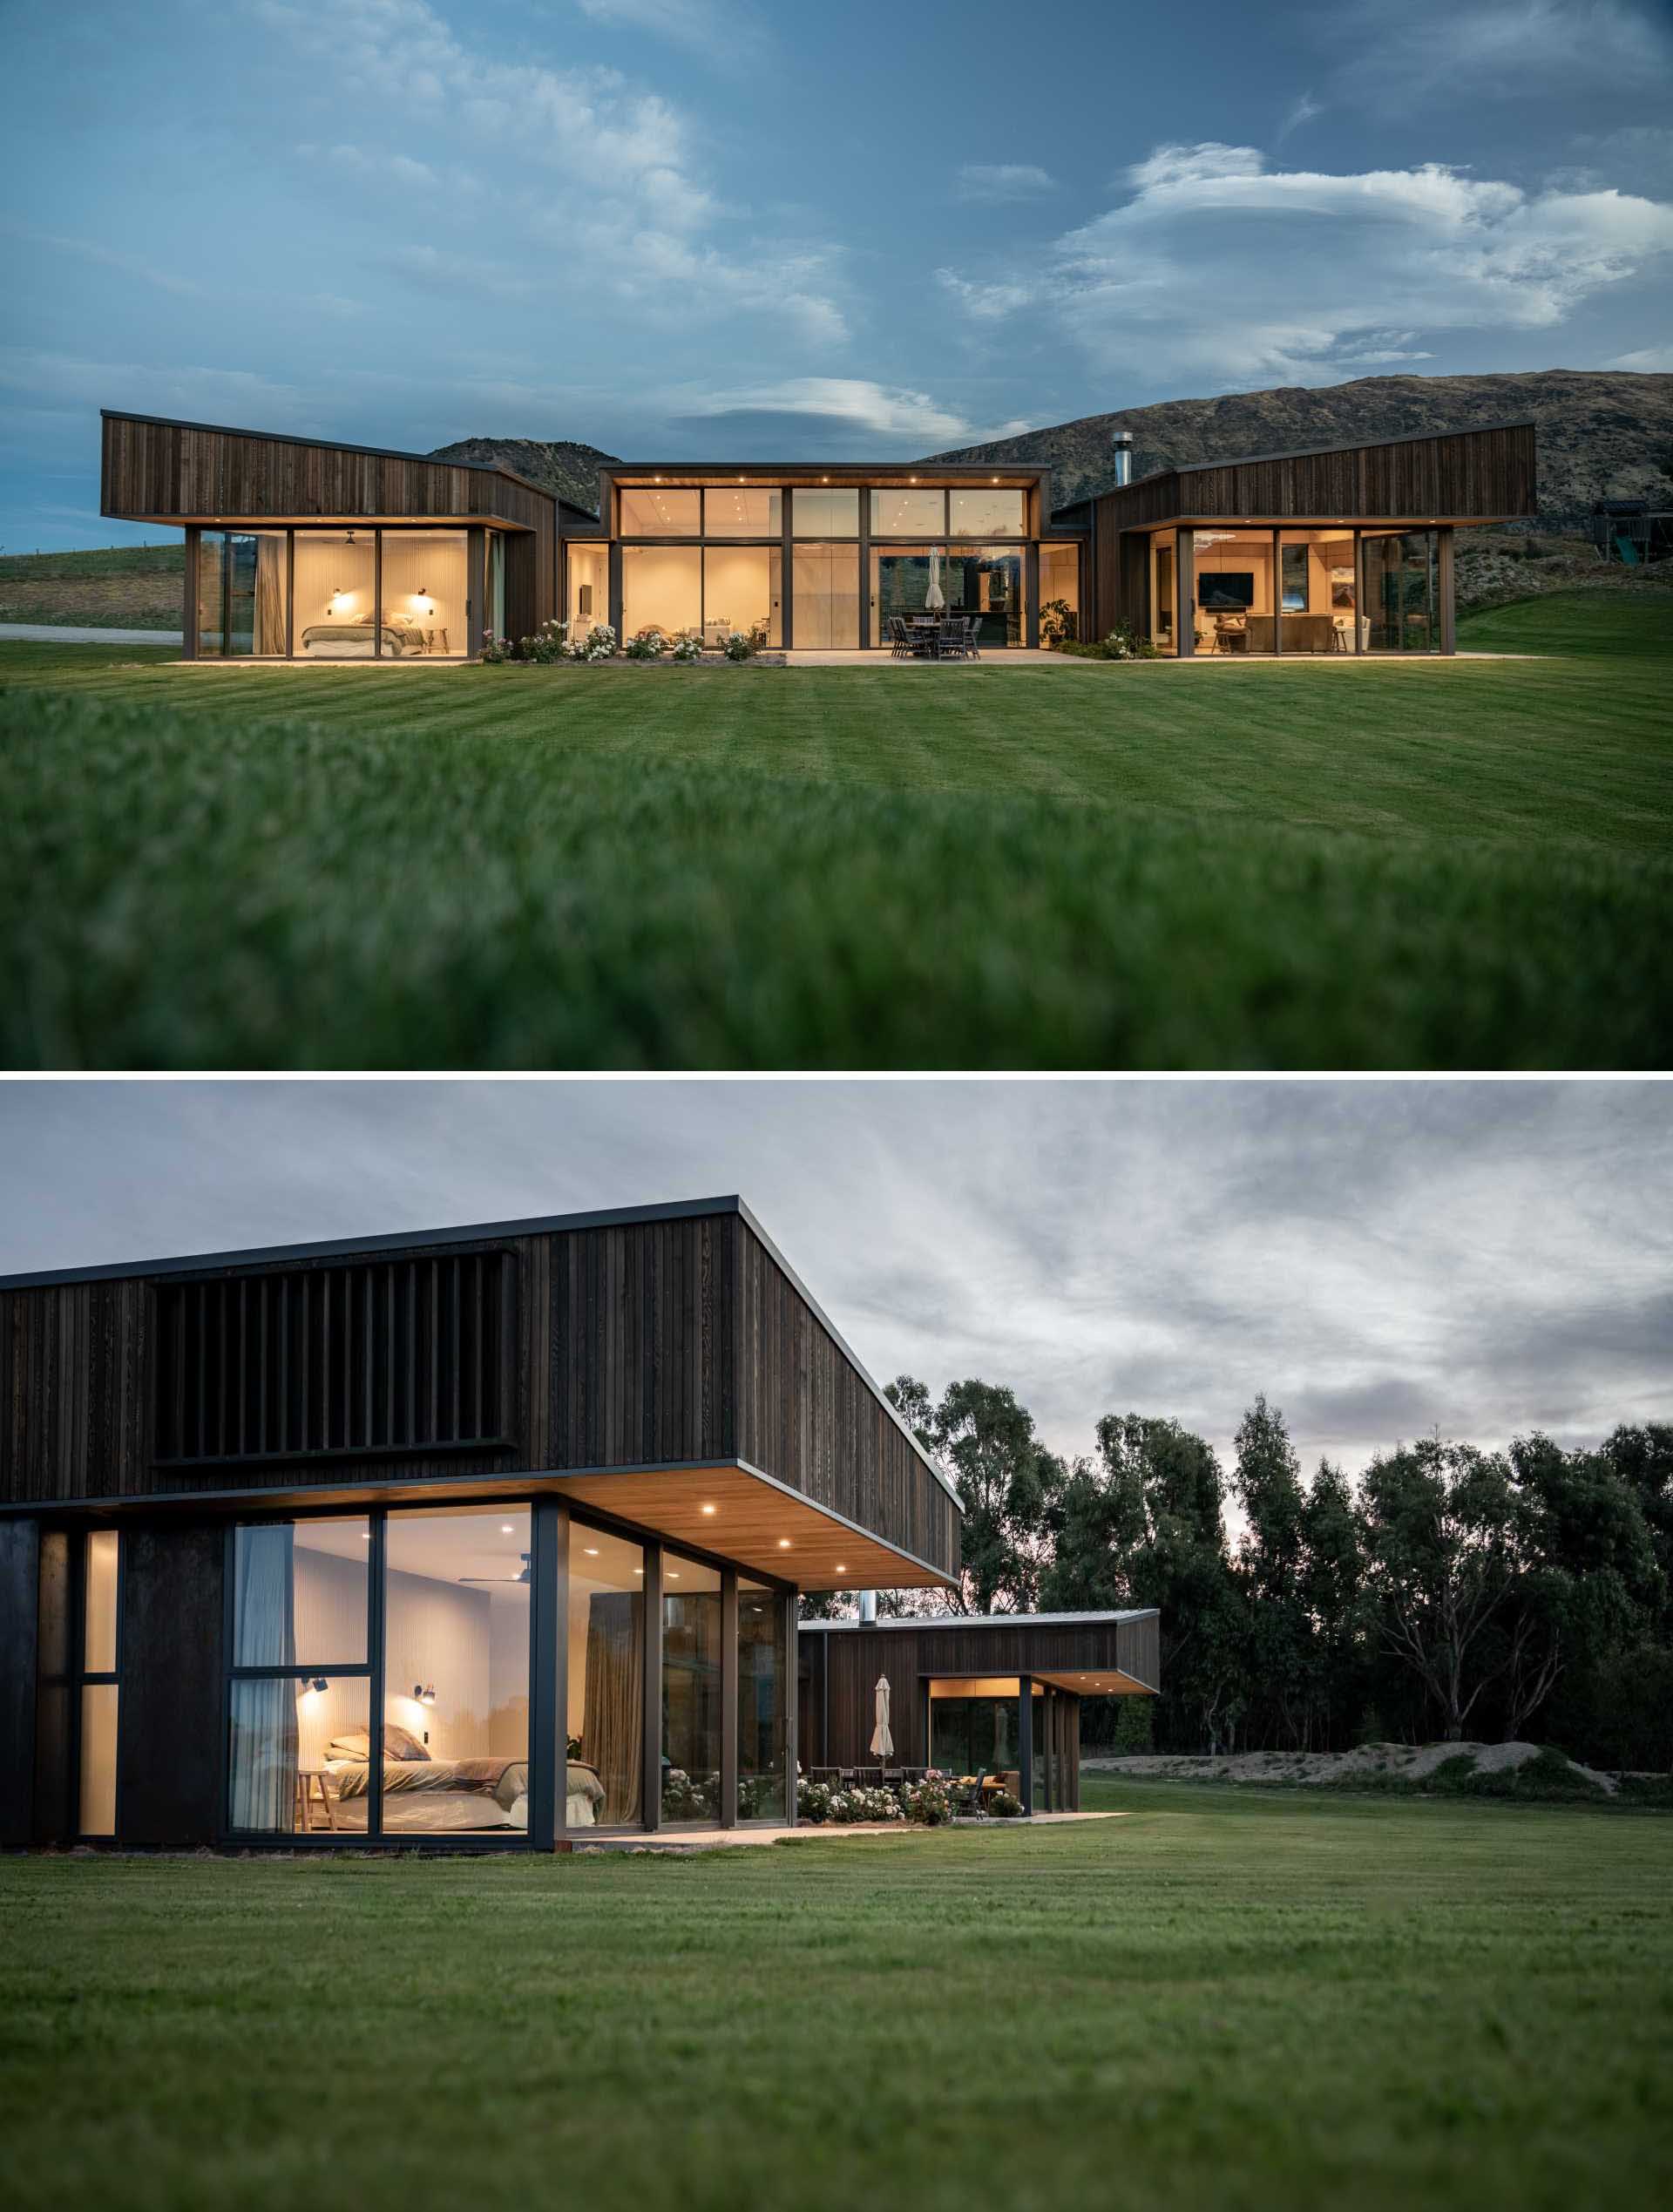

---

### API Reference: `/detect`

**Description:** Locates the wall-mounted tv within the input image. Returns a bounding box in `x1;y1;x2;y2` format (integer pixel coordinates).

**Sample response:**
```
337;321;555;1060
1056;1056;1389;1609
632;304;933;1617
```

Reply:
1198;573;1255;610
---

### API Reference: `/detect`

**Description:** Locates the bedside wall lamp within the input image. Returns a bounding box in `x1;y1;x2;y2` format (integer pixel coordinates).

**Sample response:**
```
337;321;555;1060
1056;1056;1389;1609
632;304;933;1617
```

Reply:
412;1683;437;1706
295;1676;329;1699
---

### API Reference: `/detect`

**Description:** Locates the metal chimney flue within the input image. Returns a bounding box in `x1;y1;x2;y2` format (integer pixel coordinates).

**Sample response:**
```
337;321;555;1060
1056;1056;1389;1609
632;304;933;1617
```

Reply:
1111;428;1134;488
858;1589;877;1623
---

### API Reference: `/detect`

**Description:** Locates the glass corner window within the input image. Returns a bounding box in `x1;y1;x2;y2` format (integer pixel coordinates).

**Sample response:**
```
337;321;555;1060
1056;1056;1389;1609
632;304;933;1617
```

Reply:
950;488;1025;539
619;486;701;536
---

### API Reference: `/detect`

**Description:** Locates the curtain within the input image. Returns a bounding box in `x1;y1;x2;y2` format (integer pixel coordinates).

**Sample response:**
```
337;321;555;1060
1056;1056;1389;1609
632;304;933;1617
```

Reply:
230;1524;298;1831
580;1591;643;1824
254;535;286;655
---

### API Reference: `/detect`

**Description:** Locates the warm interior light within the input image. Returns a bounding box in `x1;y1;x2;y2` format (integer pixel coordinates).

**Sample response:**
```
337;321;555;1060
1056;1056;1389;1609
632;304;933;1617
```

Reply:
583;1546;599;1557
836;1564;848;1574
777;1538;792;1550
701;1503;716;1516
361;1532;371;1542
413;1683;437;1706
500;1523;515;1535
667;1571;680;1580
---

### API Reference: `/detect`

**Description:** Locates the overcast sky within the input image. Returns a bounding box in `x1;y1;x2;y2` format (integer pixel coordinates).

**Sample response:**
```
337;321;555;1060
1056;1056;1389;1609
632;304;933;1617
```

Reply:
3;0;1671;546
2;1081;1665;1489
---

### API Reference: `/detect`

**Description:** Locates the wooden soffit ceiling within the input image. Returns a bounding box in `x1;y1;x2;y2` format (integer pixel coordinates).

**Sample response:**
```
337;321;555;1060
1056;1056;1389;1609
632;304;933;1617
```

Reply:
552;1462;952;1592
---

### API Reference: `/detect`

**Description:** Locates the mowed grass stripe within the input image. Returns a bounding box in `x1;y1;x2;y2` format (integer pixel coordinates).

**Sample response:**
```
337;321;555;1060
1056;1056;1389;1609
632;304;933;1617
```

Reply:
2;591;1669;1069
0;1788;1669;2212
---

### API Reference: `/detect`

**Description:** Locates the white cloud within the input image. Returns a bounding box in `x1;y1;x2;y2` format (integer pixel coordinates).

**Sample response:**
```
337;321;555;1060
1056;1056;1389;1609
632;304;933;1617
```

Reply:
939;143;1673;386
677;378;976;444
256;0;845;348
1609;345;1673;370
1276;92;1323;144
956;164;1056;204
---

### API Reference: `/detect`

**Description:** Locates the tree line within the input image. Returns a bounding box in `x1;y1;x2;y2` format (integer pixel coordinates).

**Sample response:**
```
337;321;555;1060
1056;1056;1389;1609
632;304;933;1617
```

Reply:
875;1377;1673;1768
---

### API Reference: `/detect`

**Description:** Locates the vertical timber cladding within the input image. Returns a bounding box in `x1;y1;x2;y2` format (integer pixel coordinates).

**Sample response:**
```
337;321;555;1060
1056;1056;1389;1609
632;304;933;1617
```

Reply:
0;1277;150;1505
734;1218;958;1579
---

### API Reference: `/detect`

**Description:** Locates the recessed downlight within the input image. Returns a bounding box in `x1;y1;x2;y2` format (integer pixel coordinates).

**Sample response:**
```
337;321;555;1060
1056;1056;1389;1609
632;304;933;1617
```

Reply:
701;1503;716;1516
777;1538;792;1550
583;1547;599;1557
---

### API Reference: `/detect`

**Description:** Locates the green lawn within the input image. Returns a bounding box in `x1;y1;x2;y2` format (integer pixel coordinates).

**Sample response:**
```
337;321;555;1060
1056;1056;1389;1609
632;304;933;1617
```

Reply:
2;1788;1669;2212
2;589;1670;1068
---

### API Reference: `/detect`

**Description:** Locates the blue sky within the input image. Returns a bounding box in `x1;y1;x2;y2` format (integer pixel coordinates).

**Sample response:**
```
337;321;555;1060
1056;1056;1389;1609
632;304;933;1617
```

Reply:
3;0;1671;546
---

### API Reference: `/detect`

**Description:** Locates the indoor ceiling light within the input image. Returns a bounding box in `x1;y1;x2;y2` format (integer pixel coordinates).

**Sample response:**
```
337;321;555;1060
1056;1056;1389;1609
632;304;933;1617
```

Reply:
583;1546;599;1557
836;1564;847;1574
701;1503;716;1516
668;1571;680;1579
777;1538;792;1550
500;1523;514;1535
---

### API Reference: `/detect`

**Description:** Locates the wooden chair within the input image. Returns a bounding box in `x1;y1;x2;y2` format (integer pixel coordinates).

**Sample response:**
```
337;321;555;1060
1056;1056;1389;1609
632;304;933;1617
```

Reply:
887;615;912;659
950;1768;988;1816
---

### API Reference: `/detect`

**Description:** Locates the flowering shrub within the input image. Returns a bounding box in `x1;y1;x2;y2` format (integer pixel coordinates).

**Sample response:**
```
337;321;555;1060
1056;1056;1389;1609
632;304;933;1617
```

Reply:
722;629;755;662
479;630;513;664
986;1789;1024;1818
670;632;704;662
795;1780;904;1825
573;622;618;662
900;1775;953;1826
519;617;569;663
1060;620;1157;662
660;1767;718;1822
624;625;669;661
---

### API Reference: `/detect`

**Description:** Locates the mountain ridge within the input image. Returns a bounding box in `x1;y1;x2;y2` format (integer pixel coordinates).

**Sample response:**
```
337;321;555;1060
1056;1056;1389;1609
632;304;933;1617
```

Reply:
430;371;1673;524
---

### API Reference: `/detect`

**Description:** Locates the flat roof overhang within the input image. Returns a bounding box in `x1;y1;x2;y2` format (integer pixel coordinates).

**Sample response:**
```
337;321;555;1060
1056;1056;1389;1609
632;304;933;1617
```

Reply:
925;1670;1153;1696
602;463;1047;490
1126;512;1518;532
0;1456;955;1594
107;513;534;532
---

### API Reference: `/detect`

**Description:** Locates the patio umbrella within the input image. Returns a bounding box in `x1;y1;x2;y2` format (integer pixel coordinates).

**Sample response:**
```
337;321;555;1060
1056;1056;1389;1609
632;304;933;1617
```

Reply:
870;1675;894;1760
925;547;945;611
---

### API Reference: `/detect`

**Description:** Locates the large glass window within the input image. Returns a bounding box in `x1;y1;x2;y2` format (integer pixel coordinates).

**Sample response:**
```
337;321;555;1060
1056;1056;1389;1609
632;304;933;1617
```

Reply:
380;1507;531;1835
792;544;860;648
567;541;608;641
78;1530;120;1836
567;1526;645;1829
1193;529;1275;653
1364;531;1439;652
197;530;288;657
792;487;859;538
228;1516;369;1835
929;1690;1021;1783
1282;529;1358;653
870;545;1022;648
702;545;781;648
737;1582;788;1822
622;545;701;641
703;486;782;538
1152;536;1175;654
620;486;701;535
1039;543;1080;646
870;488;946;536
950;487;1024;538
660;1554;721;1826
379;529;468;655
292;528;376;658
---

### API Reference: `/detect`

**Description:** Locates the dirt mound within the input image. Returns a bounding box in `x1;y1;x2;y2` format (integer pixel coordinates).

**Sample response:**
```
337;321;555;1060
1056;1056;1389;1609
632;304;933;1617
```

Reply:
1086;1741;1619;1792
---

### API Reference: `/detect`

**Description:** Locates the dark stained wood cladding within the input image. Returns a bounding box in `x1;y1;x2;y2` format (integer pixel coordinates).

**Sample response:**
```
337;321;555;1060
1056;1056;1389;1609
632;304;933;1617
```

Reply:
0;1517;40;1845
1;1277;150;1505
101;413;553;533
547;1216;735;1469
735;1224;958;1578
1095;423;1536;533
503;515;559;640
117;1522;226;1846
1;1238;540;1505
1;1210;956;1584
804;1612;1159;1766
153;1252;514;1464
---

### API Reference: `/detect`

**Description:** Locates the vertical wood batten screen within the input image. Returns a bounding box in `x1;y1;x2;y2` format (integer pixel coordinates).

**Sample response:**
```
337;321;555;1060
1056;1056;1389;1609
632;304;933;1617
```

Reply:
152;1252;515;1463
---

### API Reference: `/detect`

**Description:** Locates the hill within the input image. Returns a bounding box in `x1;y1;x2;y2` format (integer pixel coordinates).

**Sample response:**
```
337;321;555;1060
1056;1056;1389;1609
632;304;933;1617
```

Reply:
427;436;617;513
924;370;1673;519
0;543;184;630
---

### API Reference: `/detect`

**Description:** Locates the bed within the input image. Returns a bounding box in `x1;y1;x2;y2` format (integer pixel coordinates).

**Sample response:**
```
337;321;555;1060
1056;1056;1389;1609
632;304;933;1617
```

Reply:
321;1728;606;1833
297;621;429;659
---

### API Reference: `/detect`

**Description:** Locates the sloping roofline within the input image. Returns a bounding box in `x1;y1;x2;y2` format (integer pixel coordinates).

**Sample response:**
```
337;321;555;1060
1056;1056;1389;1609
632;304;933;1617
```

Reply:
99;408;560;507
1092;416;1539;502
0;1193;961;1512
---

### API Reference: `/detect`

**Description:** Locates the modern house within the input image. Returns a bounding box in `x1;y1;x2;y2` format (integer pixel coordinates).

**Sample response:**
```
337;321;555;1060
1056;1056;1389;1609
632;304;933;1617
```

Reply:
800;1608;1160;1815
100;408;1535;659
0;1198;966;1849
